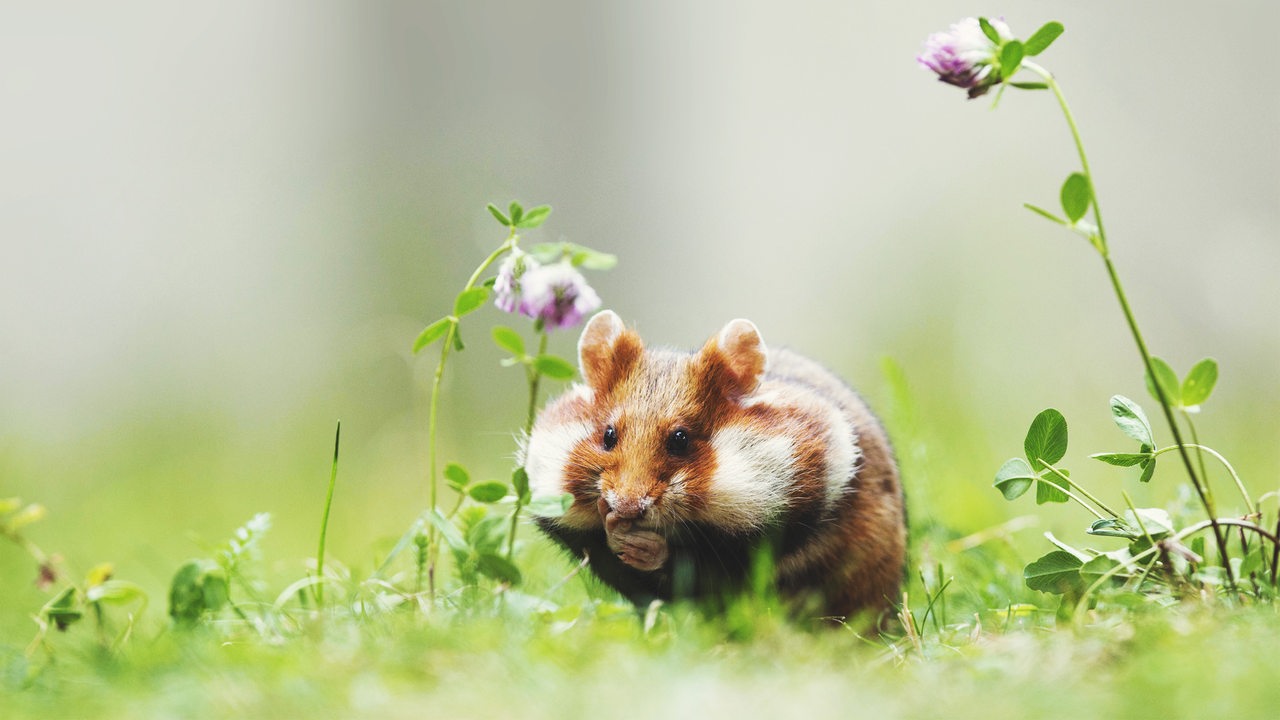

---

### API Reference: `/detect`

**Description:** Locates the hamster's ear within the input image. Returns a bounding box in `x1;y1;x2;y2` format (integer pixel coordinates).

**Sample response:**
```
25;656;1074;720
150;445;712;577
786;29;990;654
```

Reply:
699;319;767;399
578;310;643;391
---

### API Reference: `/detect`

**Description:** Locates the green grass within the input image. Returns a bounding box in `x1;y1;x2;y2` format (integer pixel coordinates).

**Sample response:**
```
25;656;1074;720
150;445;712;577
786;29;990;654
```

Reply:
3;359;1278;719
7;480;1280;719
6;571;1280;719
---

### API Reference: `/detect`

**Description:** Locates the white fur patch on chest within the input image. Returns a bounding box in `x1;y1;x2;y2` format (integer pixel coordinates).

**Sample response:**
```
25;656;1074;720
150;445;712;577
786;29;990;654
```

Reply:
704;426;795;531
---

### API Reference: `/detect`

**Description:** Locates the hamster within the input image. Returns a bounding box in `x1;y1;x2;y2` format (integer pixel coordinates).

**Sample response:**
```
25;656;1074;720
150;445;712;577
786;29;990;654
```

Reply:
520;310;906;624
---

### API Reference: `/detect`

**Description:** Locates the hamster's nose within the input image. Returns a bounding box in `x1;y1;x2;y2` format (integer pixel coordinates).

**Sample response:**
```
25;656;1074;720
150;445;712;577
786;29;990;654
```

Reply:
599;494;650;533
610;496;646;520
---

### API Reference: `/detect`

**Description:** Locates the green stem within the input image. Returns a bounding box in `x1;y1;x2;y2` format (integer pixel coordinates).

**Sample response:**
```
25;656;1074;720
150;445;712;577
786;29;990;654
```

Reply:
525;331;550;432
508;330;550;561
1039;479;1106;522
1024;61;1235;590
1098;254;1231;586
426;229;518;600
1121;490;1163;588
1272;514;1280;586
425;325;454;601
1023;61;1109;252
504;497;523;562
1181;412;1216;509
1153;444;1256;517
1039;461;1121;519
1121;491;1157;547
313;420;341;606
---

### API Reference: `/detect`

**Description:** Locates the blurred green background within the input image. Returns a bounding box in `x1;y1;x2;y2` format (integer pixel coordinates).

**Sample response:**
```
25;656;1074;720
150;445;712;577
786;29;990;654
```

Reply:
2;1;1276;643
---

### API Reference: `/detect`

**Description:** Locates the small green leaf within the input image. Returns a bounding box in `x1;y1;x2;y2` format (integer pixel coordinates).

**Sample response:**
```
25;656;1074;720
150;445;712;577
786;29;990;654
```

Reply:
1126;507;1174;536
1024;551;1084;594
491;326;526;356
978;17;1001;44
1181;358;1219;407
1241;547;1265;577
1138;457;1156;483
454;287;490;317
452;327;465;352
1110;395;1154;447
508;201;524;226
1080;554;1122;584
1060;173;1091;224
516;205;552;229
1009;81;1049;90
87;580;146;605
426;509;469;553
1087;517;1139;539
531;240;615;269
444;463;470;492
487;203;512;227
1144;356;1182;407
526;493;574;518
1024;203;1068;225
512;467;531;504
1024;408;1069;466
528;242;567;264
1190;536;1205;562
999;40;1024;81
412;317;453;353
464;505;500;534
468;482;509;504
467;514;508;554
43;586;84;631
994;457;1036;500
534;354;577;380
169;559;229;626
1024;21;1065;56
569;247;618;271
1090;452;1150;467
476;553;523;586
1035;471;1070;505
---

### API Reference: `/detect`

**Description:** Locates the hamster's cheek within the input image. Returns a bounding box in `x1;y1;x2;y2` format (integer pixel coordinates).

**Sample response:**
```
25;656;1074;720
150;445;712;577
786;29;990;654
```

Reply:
556;501;604;530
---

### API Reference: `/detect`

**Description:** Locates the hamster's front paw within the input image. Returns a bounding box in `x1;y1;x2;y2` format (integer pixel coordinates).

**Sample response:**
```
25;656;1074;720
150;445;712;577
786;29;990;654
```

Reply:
600;499;669;572
608;529;669;572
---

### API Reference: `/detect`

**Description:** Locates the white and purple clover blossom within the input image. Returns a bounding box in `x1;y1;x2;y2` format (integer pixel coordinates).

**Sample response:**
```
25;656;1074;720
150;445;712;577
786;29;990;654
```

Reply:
492;251;530;314
918;17;1012;99
493;250;602;330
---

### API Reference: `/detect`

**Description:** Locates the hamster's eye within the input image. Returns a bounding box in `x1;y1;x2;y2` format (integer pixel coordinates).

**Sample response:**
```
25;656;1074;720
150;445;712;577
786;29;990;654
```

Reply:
602;425;618;451
666;428;691;457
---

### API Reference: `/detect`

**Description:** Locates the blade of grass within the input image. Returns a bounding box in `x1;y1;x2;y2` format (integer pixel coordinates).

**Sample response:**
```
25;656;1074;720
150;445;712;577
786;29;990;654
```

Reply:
314;420;341;605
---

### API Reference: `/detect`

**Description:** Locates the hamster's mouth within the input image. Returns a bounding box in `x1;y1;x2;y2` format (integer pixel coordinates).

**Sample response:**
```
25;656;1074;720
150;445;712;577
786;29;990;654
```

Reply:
596;496;663;532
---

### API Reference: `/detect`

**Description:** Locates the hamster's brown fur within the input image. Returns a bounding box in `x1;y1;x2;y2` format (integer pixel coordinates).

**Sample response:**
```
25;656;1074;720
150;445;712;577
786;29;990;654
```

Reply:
522;311;906;625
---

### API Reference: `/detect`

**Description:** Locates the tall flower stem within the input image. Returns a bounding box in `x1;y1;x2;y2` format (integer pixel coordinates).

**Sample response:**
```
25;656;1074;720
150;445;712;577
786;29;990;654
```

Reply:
508;330;550;561
525;331;550;432
1024;61;1236;589
425;229;517;599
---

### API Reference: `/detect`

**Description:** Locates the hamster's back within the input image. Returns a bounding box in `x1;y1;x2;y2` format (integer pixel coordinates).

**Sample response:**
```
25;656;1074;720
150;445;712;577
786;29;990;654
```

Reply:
761;348;906;621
